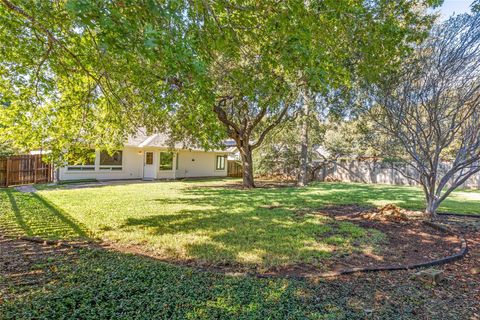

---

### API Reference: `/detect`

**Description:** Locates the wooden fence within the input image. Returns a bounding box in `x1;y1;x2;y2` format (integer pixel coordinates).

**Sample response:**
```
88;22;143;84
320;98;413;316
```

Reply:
0;155;54;187
315;160;480;189
227;160;243;177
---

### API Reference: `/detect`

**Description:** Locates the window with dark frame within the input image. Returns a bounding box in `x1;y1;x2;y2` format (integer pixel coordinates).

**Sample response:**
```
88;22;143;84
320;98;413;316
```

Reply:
99;151;123;171
216;155;226;170
67;149;96;171
159;152;173;170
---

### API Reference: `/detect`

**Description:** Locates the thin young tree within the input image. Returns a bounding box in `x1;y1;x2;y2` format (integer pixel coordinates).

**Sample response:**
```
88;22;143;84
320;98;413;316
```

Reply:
297;91;312;186
374;11;480;216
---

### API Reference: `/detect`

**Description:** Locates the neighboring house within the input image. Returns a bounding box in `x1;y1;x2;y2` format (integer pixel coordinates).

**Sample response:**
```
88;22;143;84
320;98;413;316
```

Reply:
58;132;229;181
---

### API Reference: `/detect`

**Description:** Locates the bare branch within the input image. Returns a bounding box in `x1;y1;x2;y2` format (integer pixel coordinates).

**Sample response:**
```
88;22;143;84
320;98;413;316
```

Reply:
251;103;291;150
374;13;480;215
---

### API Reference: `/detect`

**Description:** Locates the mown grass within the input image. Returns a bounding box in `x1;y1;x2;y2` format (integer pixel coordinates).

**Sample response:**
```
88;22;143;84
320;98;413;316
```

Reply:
0;180;478;269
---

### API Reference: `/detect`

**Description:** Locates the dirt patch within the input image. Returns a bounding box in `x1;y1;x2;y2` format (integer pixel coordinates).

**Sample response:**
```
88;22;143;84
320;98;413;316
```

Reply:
325;221;459;270
436;215;480;276
0;235;78;299
264;207;463;278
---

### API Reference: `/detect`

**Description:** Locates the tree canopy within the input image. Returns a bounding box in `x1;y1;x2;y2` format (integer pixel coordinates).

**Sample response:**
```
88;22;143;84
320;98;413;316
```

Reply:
0;0;440;186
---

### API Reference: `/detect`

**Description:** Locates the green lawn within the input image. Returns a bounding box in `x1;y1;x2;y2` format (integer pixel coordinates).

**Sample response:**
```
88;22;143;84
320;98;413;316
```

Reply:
1;180;478;270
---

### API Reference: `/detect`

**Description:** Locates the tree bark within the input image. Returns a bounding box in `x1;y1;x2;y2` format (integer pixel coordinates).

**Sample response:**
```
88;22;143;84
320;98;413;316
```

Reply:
424;196;439;219
239;146;255;188
298;94;309;186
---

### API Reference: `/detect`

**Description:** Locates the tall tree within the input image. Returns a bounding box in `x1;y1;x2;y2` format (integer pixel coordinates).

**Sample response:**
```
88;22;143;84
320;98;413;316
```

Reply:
253;109;324;179
373;11;480;216
0;0;440;188
292;0;440;187
297;91;311;186
193;0;439;187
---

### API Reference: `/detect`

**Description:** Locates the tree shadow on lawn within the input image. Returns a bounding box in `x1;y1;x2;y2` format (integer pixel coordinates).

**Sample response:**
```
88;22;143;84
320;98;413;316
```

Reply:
120;182;473;269
185;182;429;211
0;189;91;240
295;182;478;214
120;184;417;269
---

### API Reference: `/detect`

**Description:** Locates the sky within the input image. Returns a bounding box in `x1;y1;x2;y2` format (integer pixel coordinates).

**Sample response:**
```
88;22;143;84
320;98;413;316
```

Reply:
438;0;475;19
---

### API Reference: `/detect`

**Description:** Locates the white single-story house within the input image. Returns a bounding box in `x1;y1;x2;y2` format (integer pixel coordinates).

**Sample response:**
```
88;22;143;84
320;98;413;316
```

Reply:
58;132;230;181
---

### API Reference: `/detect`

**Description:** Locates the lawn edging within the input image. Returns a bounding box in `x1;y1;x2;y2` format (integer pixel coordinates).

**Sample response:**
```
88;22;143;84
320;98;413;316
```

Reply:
437;212;480;218
292;221;468;278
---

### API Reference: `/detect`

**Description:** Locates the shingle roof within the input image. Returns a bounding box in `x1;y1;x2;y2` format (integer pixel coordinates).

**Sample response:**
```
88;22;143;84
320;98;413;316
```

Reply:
125;130;233;152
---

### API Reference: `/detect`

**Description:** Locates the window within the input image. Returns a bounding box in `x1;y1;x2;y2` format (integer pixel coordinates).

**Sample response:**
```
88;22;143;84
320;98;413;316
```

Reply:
216;155;226;170
99;151;122;171
176;153;179;170
67;149;96;171
159;152;173;170
145;152;153;165
67;166;95;172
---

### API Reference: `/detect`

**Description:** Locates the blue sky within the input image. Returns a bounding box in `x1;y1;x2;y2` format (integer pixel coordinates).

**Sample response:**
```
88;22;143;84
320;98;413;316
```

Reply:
438;0;475;19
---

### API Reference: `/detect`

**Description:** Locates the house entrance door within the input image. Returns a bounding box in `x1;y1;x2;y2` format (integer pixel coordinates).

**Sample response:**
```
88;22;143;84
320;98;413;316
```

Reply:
143;151;155;180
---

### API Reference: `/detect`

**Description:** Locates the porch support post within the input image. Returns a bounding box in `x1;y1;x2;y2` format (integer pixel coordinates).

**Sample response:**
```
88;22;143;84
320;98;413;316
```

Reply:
173;153;177;180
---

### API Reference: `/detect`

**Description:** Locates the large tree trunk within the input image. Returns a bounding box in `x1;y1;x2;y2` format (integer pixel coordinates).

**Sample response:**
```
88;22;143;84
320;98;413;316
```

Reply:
298;94;309;186
239;146;255;188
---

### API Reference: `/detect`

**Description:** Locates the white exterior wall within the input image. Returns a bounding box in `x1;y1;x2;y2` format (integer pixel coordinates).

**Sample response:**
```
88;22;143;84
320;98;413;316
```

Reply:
58;147;144;181
161;150;227;179
58;147;227;181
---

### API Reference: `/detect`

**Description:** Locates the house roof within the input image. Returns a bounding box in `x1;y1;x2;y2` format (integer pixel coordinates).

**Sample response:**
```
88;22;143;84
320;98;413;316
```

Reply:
125;131;195;149
125;130;234;152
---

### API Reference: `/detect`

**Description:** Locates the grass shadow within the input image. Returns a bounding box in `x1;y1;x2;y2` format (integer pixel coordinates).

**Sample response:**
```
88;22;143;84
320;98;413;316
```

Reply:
119;183;396;267
5;189;33;236
119;182;477;267
0;189;91;240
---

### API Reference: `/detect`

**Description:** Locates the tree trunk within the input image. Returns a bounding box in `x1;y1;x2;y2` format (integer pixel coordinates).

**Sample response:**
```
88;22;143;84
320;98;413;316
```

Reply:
239;147;255;188
298;94;309;187
424;197;439;219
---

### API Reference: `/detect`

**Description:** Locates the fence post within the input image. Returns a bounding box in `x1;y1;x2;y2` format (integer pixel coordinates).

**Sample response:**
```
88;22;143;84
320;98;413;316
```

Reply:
5;158;10;187
33;156;37;184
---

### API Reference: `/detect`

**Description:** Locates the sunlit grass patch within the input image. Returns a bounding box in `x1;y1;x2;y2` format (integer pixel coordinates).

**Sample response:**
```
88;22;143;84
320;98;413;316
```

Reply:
0;180;478;269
